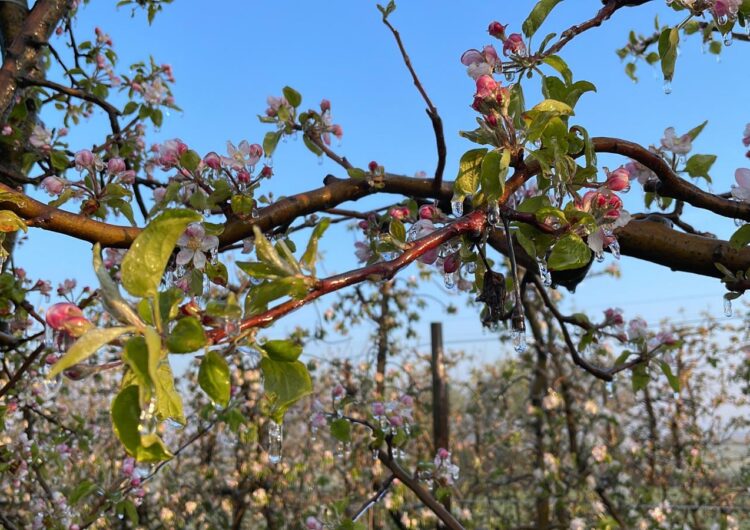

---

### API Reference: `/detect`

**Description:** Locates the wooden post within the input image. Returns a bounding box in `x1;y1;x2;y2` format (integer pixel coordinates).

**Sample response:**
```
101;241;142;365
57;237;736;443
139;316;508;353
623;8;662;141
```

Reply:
430;322;451;521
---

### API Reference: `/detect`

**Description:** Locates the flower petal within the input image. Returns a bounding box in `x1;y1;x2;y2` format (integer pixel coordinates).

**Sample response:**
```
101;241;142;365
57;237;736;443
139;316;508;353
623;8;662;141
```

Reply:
176;248;194;266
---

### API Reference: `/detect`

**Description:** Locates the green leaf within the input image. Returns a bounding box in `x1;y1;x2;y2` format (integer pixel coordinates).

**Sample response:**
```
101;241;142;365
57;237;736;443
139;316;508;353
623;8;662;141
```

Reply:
389;219;406;245
260;357;313;423
542;55;572;85
263;130;282;158
111;385;141;454
300;217;331;273
730;224;750;249
198;350;231;408
530;99;574;116
93;244;144;329
631;364;650;392
120;209;201;298
49;150;69;172
659;361;680;393
121;336;153;390
347;167;367;179
179;150;201;172
282;86;302;108
0;210;27;233
153;363;185;425
684;154;716;181
68;480;98;505
166;316;207;353
548;234;591;271
658;26;679;82
522;0;563;38
253;225;295;276
330;418;351;442
685;120;708;141
263;339;303;362
49;326;136;378
454;148;487;197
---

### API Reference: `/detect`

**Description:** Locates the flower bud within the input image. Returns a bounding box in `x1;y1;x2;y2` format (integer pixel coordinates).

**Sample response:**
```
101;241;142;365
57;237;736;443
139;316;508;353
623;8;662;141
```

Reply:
488;21;507;39
389;206;410;220
503;33;526;56
443;253;460;274
41;176;65;196
74;149;94;170
107;157;126;175
320;99;331;113
419;204;437;219
368;160;379;173
606;167;630;192
203;151;221;170
475;75;499;99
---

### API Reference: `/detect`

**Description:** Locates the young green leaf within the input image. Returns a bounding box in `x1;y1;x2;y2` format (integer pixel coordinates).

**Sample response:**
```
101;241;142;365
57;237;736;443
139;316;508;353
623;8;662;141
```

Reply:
522;0;563;38
263;339;303;362
120;209;201;298
49;326;136;378
198;350;231;408
166;316;207;353
260;357;313;423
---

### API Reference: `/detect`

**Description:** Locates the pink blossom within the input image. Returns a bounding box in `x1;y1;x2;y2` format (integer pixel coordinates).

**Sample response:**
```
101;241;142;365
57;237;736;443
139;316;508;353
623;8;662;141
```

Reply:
203;151;221;170
660;127;692;155
443;253;460;274
306;517;324;530
419;204;438;219
488;21;507;39
368;160;379;173
320;99;331;113
713;0;741;19
161;63;175;82
503;33;526;56
45;303;92;337
153;186;167;202
389;206;410;220
119;170;136;184
731;168;750;202
41;176;65;196
107;157;126;175
29;124;52;152
1;124;11;136
372;402;386;416
95;54;106;69
74;149;94;170
475;75;499;99
354;241;371;263
437;447;451;460
332;384;345;398
143;77;167;105
331;124;343;140
223;140;262;170
624;160;656;186
265;95;288;117
606;167;630;192
743;123;750;147
627;317;649;341
157;139;187;168
310;412;327;429
603;308;624;326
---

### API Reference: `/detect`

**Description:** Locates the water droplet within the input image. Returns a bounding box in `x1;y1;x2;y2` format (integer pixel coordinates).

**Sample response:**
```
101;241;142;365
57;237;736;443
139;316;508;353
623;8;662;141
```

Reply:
724;32;733;46
595;251;605;263
724;297;733;317
464;261;476;274
663;79;672;95
735;218;746;227
511;329;527;353
487;203;500;227
138;398;158;436
605;381;615;398
450;197;464;217
267;420;283;464
166;418;183;430
718;14;729;25
372;448;379;461
317;155;324;166
504;70;515;82
608;239;621;260
673;391;680;400
117;513;124;520
44;326;54;349
444;273;456;289
536;257;552;287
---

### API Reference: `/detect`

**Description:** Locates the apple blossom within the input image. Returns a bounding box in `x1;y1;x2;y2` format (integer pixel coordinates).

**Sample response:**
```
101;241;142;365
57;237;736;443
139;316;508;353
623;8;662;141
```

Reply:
487;21;507;40
175;223;219;269
606;167;630;191
713;0;742;19
624;159;657;185
41;176;65;196
503;33;526;56
45;302;92;338
627;317;649;341
1;124;11;135
660;126;692;155
106;157;126;175
29;124;52;152
731;168;750;201
389;206;410;220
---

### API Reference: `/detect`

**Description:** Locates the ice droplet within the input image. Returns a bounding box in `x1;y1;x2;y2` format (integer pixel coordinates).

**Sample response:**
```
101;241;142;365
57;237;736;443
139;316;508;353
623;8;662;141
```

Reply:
663;79;672;95
724;32;733;46
595;251;605;263
718;13;729;25
138;398;158;436
487;203;501;227
267;420;283;464
317;155;324;166
605;381;615;398
444;273;456;289
724;297;733;317
465;261;476;274
512;329;527;353
608;239;621;260
504;70;515;82
673;391;680;400
451;197;464;217
735;218;746;227
536;257;552;287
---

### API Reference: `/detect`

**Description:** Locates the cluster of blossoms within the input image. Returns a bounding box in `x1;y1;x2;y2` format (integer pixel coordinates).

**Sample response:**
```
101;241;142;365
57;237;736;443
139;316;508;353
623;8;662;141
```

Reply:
669;0;742;21
432;448;460;486
45;302;92;352
92;27;121;87
731;124;750;201
576;170;632;259
372;394;414;431
121;457;146;504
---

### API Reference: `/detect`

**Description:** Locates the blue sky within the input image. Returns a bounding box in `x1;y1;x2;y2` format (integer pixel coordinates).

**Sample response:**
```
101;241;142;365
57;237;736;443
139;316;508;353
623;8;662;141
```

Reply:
17;1;748;368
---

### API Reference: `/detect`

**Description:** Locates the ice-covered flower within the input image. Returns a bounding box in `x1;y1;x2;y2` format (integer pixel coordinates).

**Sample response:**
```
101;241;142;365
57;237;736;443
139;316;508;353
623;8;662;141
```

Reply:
176;223;219;269
143;77;167;106
713;0;742;19
354;241;372;263
223;140;262;170
503;33;526;56
731;168;750;202
29;124;52;152
624;159;657;186
627;317;649;341
660;127;692;155
41;176;65;196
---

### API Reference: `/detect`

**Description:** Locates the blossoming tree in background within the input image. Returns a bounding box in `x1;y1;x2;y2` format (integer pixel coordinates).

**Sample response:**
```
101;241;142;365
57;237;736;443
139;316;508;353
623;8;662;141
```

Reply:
1;0;750;528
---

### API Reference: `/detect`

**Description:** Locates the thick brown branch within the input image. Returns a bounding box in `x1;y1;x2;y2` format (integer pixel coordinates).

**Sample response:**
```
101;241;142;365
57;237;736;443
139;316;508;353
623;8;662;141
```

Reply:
0;0;70;119
593;136;750;221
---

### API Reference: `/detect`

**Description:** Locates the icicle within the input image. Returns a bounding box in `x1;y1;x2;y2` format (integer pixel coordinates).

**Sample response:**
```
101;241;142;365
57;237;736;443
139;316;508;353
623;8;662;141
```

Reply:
504;70;515;83
608;239;621;260
138;398;158;436
735;218;746;227
444;273;456;289
605;381;615;398
487;203;500;227
267;420;283;464
317;155;324;166
465;261;477;274
450;196;464;217
511;329;527;353
663;79;672;95
724;297;733;317
536;257;552;287
724;31;734;46
595;250;605;263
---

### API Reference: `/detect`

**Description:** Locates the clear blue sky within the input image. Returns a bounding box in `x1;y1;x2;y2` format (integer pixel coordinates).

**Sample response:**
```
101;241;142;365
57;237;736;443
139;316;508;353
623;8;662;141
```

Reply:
18;1;748;368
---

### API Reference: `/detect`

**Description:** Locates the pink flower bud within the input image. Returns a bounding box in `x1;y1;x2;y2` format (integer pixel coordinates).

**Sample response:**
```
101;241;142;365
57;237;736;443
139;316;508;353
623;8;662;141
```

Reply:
131;82;143;93
331;124;343;139
203;151;221;170
503;33;526;56
372;402;386;416
1;125;12;136
488;21;507;39
74;149;94;170
603;308;624;326
237;169;251;183
41;176;65;196
475;75;499;99
606;167;630;192
437;447;450;460
260;166;273;178
320;99;331;113
389;206;410;220
107;157;126;175
358;219;369;230
389;414;404;427
400;394;414;407
485;113;498;127
368;160;379;173
153;187;167;202
332;384;345;398
58;127;68;137
443;253;460;274
45;303;84;330
419;204;437;220
119;170;136;184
